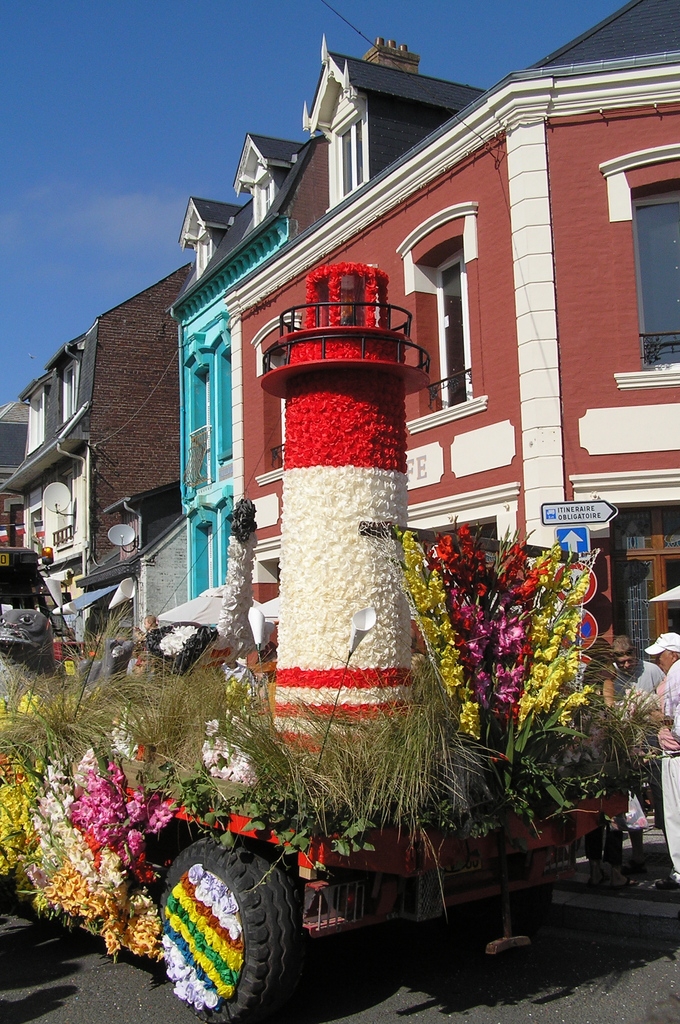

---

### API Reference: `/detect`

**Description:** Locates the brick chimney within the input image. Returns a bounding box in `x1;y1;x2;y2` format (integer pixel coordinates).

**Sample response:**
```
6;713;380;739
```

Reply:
362;38;420;73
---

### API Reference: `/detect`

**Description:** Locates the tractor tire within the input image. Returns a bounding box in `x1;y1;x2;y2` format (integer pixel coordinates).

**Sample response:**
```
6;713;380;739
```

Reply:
160;837;304;1023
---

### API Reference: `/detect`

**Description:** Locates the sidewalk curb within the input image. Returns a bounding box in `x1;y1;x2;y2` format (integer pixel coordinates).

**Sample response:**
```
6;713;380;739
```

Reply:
551;887;680;942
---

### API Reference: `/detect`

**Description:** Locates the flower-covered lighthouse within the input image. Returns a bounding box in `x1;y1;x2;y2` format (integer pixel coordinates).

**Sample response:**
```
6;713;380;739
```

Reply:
261;263;430;730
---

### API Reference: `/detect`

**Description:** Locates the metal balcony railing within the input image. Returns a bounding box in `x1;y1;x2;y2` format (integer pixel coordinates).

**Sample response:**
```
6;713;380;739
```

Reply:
271;444;285;468
641;332;680;366
53;524;74;547
185;425;211;487
427;368;472;410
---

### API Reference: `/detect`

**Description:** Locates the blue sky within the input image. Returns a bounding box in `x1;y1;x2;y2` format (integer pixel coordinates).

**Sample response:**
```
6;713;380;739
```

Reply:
0;0;625;405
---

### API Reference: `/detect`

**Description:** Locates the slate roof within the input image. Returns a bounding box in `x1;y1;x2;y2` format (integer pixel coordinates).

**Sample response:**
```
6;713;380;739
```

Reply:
0;422;27;469
534;0;680;68
173;135;322;310
328;53;483;111
247;135;306;164
191;199;243;227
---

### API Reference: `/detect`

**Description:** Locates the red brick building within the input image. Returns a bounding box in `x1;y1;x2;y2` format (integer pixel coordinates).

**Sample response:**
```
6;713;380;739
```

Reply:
6;266;189;602
221;1;680;655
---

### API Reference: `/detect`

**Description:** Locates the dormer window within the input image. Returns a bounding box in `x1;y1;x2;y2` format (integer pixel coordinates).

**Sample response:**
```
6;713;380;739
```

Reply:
62;361;79;422
235;134;303;228
179;198;240;280
304;37;483;210
341;118;365;196
195;234;214;277
28;389;45;452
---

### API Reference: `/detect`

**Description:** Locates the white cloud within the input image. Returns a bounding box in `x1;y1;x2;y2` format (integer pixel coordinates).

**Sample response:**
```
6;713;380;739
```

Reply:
0;182;186;255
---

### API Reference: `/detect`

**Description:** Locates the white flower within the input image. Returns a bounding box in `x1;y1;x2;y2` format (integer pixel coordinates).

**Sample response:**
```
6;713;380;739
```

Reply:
111;725;137;759
217;534;257;658
277;466;410;670
73;748;98;787
159;625;198;656
205;719;220;737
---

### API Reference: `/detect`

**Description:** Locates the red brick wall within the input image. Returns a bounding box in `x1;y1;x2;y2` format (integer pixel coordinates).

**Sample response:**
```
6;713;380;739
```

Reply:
288;139;329;235
242;137;522;523
88;265;190;560
546;103;680;484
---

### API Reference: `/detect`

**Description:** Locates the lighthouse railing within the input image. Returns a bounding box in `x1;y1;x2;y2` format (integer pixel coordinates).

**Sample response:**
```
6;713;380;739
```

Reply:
279;302;412;336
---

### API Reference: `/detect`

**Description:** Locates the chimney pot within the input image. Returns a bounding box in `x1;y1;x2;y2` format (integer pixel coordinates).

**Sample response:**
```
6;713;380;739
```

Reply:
362;39;420;72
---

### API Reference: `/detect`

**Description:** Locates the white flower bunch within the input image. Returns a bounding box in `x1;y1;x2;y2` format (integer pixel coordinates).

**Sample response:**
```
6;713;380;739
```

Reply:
159;625;198;657
202;721;257;786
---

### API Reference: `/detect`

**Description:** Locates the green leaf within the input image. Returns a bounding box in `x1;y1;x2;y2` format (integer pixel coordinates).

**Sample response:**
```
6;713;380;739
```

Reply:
242;820;266;832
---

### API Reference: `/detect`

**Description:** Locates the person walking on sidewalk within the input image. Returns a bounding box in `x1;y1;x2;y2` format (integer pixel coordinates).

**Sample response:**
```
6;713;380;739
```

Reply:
645;633;680;890
611;635;665;875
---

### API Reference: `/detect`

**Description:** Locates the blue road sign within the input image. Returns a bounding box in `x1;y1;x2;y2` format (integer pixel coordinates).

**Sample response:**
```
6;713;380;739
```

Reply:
555;526;591;553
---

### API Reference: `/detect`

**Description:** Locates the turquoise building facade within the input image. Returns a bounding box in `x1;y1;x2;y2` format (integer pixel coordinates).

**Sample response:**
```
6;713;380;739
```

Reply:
173;205;290;598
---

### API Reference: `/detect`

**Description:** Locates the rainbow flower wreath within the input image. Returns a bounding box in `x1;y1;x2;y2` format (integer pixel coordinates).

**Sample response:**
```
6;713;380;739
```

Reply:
162;864;244;1012
14;751;174;958
399;525;593;820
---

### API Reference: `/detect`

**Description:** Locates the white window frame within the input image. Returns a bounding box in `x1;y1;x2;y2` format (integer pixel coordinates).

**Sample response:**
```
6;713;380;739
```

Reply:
340;118;366;197
28;389;45;452
329;95;368;207
633;192;680;335
62;362;79;422
435;252;472;407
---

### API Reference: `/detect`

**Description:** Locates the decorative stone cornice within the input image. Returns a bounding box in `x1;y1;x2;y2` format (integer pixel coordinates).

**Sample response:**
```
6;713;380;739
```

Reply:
229;62;680;317
174;218;289;324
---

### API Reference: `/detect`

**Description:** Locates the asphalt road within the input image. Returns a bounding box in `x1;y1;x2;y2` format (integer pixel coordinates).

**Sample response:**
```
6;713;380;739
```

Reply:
1;911;680;1024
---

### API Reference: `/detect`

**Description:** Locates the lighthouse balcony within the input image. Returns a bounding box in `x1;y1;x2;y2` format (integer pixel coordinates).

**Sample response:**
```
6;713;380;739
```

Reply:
261;301;430;397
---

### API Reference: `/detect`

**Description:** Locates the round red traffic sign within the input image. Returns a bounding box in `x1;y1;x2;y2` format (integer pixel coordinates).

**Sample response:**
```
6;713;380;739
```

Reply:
557;563;597;604
573;562;597;604
577;610;599;650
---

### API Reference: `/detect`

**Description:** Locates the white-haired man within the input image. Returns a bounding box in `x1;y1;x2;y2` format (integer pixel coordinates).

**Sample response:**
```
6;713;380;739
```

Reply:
646;632;680;889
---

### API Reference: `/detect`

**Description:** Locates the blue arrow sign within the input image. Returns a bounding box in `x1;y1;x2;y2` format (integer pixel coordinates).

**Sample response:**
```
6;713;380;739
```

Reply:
555;526;590;553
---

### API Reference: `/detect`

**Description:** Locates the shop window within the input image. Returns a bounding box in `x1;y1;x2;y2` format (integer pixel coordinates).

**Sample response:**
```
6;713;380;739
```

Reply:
613;507;680;650
634;198;680;365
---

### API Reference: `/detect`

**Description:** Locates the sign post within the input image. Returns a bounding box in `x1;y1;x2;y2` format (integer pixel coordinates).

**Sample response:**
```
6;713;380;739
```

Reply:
541;500;618;526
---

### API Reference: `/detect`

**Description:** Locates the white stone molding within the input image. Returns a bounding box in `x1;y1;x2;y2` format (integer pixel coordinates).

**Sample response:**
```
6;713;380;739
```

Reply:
579;404;680;455
228;63;680;315
407;480;520;534
600;144;680;222
615;367;680;389
254;534;282;581
249;315;281;378
407;395;488;435
450;419;516;478
506;121;564;547
406;442;444;490
399;202;479;295
254;492;280;529
255;468;284;487
570;468;680;507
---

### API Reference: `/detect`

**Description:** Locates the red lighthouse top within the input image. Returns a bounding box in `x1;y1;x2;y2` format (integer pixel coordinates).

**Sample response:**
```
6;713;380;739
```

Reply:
261;262;430;397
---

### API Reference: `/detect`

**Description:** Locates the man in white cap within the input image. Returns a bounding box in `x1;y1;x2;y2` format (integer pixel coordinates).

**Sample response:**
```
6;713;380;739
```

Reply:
645;632;680;889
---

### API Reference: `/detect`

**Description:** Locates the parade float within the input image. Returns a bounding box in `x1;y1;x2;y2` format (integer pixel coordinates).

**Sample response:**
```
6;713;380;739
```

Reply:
0;264;647;1023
